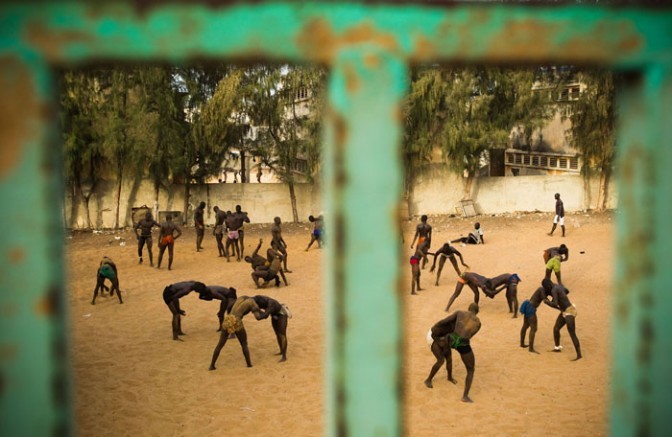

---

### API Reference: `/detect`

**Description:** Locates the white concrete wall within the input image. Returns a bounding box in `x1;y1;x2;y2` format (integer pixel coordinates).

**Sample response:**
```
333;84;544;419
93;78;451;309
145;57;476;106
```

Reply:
409;164;617;216
65;165;617;229
65;180;322;229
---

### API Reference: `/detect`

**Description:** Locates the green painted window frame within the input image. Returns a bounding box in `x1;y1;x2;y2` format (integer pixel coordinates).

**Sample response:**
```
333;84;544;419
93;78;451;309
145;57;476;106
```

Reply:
0;2;670;436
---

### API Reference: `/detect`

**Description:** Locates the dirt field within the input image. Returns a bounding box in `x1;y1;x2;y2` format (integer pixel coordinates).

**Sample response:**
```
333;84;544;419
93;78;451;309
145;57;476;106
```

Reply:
67;211;613;436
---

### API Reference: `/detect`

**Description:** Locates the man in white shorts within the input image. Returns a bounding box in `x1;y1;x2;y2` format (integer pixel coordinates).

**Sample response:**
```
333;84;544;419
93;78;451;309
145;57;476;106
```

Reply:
548;193;565;237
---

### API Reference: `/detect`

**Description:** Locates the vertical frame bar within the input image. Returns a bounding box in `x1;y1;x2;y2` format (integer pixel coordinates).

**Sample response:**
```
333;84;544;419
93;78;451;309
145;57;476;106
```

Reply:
324;48;406;436
0;56;70;435
613;63;672;437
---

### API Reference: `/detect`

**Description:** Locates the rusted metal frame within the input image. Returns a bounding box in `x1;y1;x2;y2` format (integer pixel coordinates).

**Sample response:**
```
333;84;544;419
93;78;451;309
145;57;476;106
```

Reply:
0;54;71;435
1;3;671;66
613;62;672;437
324;47;406;436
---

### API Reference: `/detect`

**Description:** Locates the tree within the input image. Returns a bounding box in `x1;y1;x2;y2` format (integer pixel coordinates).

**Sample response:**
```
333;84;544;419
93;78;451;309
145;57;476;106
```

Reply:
244;64;326;222
561;69;616;211
59;70;107;229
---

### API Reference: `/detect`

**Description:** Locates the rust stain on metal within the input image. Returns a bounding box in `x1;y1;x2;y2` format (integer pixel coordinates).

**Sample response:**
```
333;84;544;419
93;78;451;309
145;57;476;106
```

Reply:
344;64;360;94
562;21;643;60
411;35;436;61
24;21;95;60
7;248;25;265
297;18;399;63
0;57;40;180
488;19;562;60
34;291;57;317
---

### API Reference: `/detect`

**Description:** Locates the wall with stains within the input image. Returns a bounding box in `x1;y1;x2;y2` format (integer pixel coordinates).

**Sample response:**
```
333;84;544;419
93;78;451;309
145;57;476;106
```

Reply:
65;179;322;228
411;164;617;216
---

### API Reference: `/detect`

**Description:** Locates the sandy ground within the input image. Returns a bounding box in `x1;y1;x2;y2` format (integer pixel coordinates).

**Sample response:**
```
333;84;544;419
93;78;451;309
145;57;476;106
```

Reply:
67;211;613;436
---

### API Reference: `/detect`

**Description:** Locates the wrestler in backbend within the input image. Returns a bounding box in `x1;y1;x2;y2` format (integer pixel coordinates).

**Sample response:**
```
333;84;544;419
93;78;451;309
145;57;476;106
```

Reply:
212;206;227;257
253;295;292;362
429;242;469;285
444;272;495;312
162;281;207;340
92;256;122;305
488;273;522;317
199;285;238;331
209;296;266;369
157;214;182;270
544;282;582;361
519;279;553;354
271;216;291;273
424;303;482;403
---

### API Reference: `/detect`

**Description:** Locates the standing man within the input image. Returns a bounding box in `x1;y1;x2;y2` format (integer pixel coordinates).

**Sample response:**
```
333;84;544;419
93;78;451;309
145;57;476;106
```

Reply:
234;205;251;258
253;295;292;362
548;193;565;237
520;279;553;354
410;214;433;254
424;303;481;403
543;283;582;361
272;216;291;273
305;214;324;251
157;214;182;271
224;211;241;262
162;281;207;341
194;201;206;252
209;296;267;370
134;211;160;266
212;206;227;257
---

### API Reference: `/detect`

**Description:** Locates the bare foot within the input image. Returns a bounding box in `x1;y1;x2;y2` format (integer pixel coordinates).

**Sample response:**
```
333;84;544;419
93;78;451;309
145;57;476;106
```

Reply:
461;396;474;403
424;380;433;388
571;356;582;361
209;365;216;371
448;377;457;384
529;349;540;354
278;357;287;363
411;292;418;295
520;344;528;348
173;337;184;342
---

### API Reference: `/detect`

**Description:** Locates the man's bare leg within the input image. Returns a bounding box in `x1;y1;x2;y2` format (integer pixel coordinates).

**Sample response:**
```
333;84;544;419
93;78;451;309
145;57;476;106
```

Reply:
235;328;253;367
445;282;465;311
209;330;229;370
460;351;476;403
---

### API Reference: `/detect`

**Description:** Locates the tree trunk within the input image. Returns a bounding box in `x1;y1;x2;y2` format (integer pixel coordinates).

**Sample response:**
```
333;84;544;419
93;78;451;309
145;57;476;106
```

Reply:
183;180;191;226
114;166;123;229
288;181;299;223
154;182;160;220
463;172;474;200
597;164;611;212
240;149;247;183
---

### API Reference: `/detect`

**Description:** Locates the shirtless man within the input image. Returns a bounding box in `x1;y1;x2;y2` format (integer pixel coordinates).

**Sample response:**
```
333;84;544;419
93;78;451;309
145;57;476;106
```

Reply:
224;211;241;262
305;214;324;251
91;256;122;305
545;254;563;284
520;279;553;353
424;303;482;403
272;216;291;273
488;273;522;317
543;282;582;360
444;272;495;312
157;214;182;270
253;295;292;362
233;205;250;257
548;193;565;237
194;201;206;252
209;296;266;369
244;238;268;270
134;211;159;266
410;214;432;253
429;242;469;285
252;247;287;288
212;206;227;257
543;244;569;264
162;281;207;340
199;285;237;331
410;244;425;295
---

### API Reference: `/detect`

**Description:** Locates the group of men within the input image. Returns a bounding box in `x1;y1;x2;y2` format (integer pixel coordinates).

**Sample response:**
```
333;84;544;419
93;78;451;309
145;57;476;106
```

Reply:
421;192;581;403
160;281;291;367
